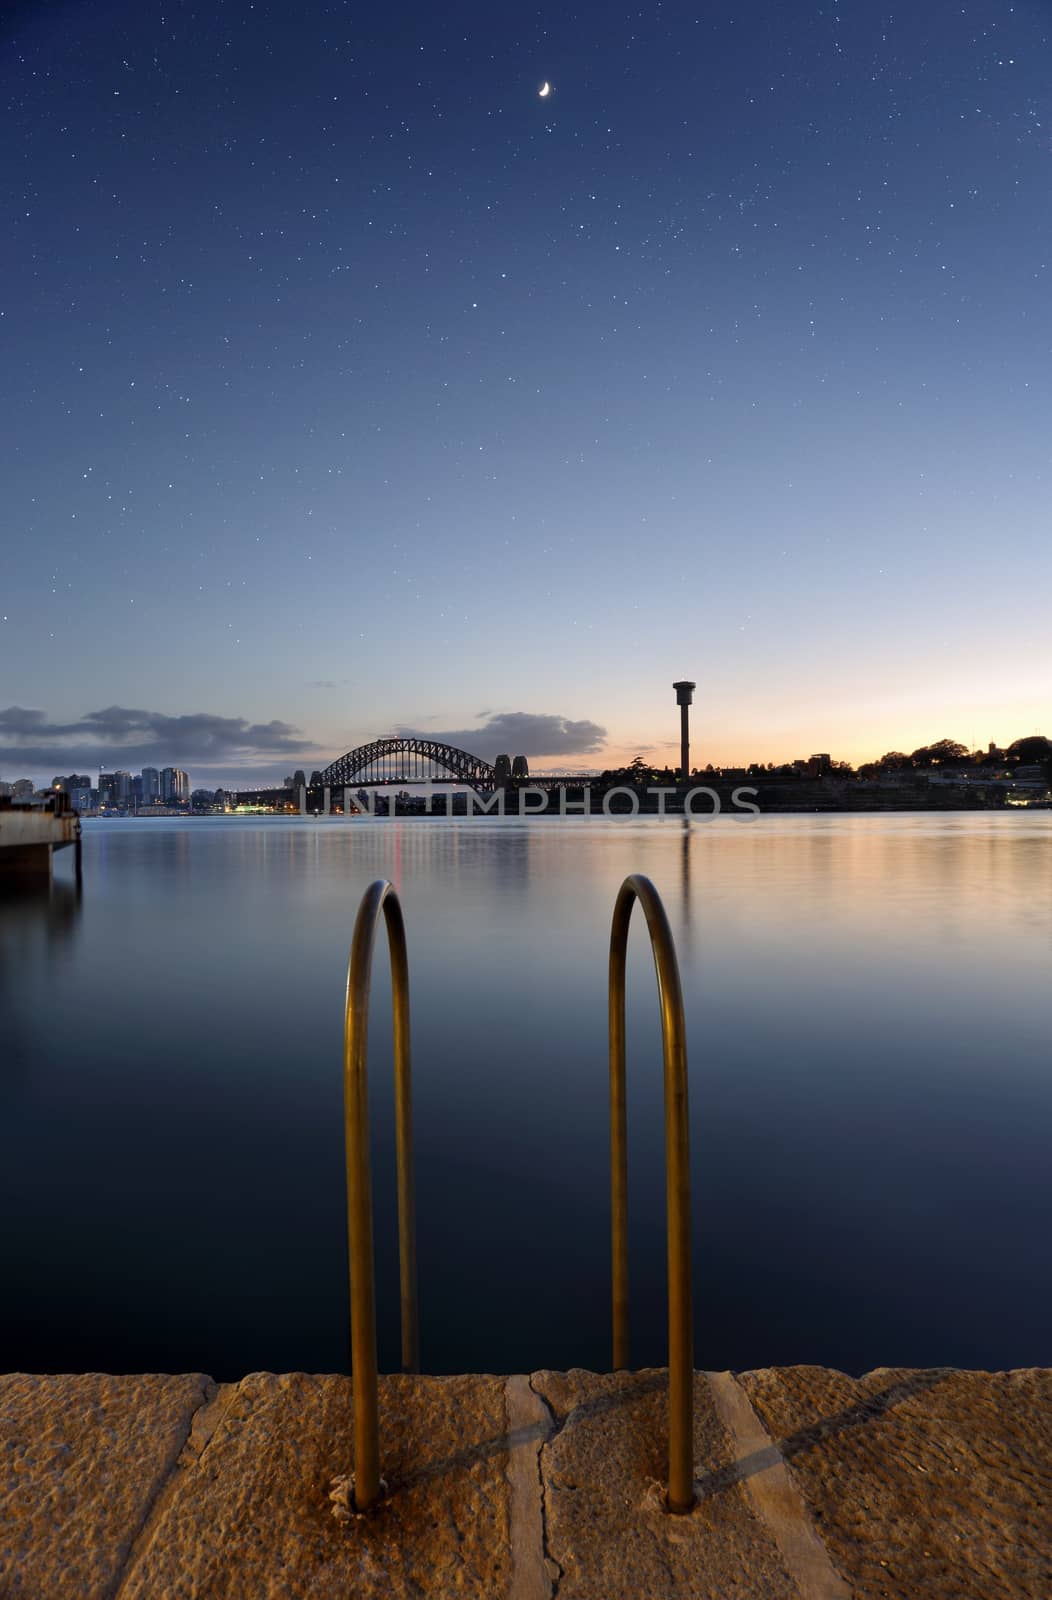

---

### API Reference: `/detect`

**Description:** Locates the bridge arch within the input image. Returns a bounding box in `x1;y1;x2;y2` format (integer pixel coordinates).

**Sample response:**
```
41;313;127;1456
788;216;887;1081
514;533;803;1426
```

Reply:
321;737;496;789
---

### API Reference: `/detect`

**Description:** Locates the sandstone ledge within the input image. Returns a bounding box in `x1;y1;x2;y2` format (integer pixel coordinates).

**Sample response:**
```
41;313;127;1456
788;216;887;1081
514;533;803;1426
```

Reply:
1;1367;1048;1598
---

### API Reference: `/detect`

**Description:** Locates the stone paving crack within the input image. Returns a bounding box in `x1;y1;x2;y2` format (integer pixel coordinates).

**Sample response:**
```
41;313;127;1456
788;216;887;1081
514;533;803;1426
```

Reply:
109;1375;235;1600
528;1374;564;1597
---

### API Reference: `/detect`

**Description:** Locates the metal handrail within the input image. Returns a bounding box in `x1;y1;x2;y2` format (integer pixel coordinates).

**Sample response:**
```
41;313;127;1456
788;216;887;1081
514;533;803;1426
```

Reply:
343;878;419;1511
608;873;695;1513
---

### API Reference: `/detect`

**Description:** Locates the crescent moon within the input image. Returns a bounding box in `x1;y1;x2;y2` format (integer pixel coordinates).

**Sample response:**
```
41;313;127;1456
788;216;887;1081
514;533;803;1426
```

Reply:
538;81;552;98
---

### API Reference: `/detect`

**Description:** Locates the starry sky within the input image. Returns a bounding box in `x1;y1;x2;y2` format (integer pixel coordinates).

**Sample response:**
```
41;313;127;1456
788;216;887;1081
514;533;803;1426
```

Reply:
3;0;1050;786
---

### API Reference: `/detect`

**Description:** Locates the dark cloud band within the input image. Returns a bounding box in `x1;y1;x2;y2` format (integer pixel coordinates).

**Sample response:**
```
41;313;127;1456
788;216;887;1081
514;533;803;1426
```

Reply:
395;712;606;762
0;705;312;770
1;705;607;780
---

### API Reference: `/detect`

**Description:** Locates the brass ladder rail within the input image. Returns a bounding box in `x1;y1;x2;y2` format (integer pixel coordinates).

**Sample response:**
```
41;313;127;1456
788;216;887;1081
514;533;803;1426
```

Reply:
608;874;695;1513
343;878;419;1511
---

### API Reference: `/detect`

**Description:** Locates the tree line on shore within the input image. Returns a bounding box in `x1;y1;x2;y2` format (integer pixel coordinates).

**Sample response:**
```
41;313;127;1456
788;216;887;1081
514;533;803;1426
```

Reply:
599;735;1052;787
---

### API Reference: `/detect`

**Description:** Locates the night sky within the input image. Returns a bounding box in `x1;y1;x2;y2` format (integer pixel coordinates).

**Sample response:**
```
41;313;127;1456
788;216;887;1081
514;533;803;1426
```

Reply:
3;1;1050;785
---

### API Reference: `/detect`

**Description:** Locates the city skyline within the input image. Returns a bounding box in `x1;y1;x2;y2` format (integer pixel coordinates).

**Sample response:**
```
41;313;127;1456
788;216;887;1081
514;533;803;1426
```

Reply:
2;707;1048;794
5;3;1051;783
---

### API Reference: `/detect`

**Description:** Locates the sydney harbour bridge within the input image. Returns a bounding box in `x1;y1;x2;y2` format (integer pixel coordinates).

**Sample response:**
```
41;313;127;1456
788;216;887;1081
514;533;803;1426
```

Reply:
321;737;507;789
233;736;568;808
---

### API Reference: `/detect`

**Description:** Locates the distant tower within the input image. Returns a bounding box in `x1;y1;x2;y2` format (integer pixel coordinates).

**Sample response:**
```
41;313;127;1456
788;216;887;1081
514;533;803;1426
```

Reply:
672;681;696;779
511;755;529;778
493;754;512;783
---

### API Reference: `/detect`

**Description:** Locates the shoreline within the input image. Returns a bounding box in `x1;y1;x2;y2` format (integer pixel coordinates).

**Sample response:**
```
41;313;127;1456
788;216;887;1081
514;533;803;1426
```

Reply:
74;795;1052;818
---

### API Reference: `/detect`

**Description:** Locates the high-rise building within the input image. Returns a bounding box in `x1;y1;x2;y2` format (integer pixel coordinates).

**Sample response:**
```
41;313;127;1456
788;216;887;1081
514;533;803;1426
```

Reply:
11;778;35;800
161;767;191;803
141;767;160;803
68;786;93;812
98;772;117;805
114;770;133;804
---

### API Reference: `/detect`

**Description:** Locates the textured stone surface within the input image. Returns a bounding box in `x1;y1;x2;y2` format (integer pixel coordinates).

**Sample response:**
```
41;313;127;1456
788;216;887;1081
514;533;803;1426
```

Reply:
707;1370;850;1599
505;1374;557;1600
3;1367;1050;1598
0;1370;213;1599
739;1365;1052;1600
532;1368;802;1599
119;1371;511;1599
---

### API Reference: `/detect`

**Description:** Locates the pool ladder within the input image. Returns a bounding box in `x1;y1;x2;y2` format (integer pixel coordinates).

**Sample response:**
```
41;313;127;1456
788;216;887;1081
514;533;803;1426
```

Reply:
342;873;694;1514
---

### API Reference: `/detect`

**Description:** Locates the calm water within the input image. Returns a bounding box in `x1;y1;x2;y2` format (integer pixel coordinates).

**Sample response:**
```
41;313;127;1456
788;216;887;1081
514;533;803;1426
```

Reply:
2;814;1049;1378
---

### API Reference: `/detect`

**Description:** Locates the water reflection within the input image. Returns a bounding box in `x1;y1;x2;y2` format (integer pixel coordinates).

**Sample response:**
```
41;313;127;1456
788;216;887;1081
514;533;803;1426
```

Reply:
0;877;82;1098
0;876;82;955
0;814;1048;1379
679;820;693;956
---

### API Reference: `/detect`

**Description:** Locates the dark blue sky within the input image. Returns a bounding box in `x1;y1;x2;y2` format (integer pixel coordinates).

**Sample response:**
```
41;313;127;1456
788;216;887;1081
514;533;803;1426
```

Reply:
3;1;1050;783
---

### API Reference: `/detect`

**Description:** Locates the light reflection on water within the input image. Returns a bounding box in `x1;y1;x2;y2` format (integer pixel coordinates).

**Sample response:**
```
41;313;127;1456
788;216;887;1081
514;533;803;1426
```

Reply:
1;813;1048;1378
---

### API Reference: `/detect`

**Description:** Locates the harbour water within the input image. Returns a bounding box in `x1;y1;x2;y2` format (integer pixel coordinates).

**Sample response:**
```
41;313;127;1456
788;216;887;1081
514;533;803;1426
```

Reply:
2;813;1049;1378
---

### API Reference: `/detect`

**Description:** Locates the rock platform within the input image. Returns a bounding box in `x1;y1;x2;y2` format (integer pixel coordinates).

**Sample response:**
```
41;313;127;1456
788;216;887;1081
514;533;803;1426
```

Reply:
1;1366;1049;1597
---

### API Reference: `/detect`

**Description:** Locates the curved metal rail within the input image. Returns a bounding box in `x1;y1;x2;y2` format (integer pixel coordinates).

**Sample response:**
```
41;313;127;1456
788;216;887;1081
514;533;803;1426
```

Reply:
343;878;419;1511
608;873;695;1513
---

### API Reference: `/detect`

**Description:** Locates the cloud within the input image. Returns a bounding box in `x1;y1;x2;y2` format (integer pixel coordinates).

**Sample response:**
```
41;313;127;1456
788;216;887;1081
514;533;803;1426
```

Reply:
396;711;607;762
0;704;608;784
0;704;312;774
